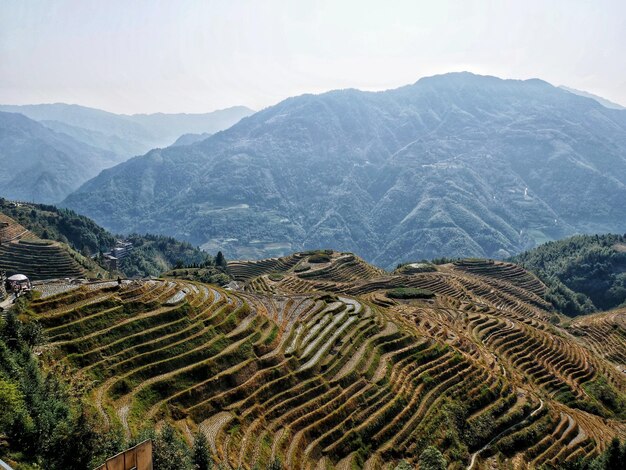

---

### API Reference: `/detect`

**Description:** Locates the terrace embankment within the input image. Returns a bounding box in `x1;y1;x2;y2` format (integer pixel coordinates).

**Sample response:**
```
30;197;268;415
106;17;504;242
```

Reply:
32;253;626;469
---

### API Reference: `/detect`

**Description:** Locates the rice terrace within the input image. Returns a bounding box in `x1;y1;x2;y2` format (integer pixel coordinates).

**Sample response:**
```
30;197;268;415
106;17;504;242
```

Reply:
2;2;626;468
20;250;625;469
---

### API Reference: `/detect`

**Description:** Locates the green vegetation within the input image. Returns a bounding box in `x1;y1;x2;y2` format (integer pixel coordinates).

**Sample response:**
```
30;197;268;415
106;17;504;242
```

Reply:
308;251;332;263
512;234;626;315
193;431;212;470
387;287;435;299
0;239;104;280
582;376;626;419
393;461;413;470
0;298;123;469
164;266;231;286
395;262;437;274
0;200;219;279
3;237;624;469
0;198;115;255
559;438;626;470
117;234;213;278
418;446;447;470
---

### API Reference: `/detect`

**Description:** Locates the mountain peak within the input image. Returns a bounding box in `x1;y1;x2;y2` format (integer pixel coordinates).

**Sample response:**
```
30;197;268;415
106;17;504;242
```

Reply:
62;75;626;268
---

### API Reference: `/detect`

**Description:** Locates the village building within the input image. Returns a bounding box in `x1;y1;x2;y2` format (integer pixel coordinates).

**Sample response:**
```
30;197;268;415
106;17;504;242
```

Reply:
5;273;32;295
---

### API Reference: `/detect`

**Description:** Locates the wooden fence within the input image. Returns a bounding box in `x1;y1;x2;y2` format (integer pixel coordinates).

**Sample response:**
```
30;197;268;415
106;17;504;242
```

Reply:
93;440;152;470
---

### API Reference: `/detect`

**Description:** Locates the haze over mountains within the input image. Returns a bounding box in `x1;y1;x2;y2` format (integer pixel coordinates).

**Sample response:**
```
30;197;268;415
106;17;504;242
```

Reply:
0;111;125;203
0;103;253;203
0;103;254;154
559;86;626;110
59;73;626;268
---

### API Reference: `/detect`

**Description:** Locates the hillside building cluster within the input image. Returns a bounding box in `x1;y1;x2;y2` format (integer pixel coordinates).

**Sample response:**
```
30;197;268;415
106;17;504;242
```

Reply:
102;240;133;270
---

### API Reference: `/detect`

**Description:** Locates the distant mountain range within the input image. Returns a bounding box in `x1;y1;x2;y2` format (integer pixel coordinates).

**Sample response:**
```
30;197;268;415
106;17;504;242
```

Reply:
0;103;253;202
170;132;213;147
60;72;626;268
0;111;125;203
559;86;625;110
0;102;254;156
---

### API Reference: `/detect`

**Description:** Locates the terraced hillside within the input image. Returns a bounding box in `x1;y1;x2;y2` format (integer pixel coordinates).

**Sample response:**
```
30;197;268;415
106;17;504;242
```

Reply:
0;212;37;243
0;239;88;280
567;309;626;371
34;253;625;469
0;212;103;280
229;251;386;294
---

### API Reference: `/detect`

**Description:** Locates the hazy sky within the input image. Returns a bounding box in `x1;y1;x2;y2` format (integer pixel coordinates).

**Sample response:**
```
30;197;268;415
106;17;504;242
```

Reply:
1;0;625;114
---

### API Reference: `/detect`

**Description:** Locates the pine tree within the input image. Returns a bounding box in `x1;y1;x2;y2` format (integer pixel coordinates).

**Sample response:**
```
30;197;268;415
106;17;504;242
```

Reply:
193;431;212;470
153;423;193;470
606;438;623;470
215;251;226;268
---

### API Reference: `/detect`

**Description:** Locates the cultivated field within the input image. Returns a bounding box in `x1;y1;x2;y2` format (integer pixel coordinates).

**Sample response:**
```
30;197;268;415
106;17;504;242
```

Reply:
33;252;626;469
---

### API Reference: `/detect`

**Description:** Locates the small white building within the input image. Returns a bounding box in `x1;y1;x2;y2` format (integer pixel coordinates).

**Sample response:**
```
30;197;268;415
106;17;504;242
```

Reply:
6;274;32;294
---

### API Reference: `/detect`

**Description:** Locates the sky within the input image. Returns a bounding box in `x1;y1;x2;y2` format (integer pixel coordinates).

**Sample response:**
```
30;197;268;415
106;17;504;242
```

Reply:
1;0;625;114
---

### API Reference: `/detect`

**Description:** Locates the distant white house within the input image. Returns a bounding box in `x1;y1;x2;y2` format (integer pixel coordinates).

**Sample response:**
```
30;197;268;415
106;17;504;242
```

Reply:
6;273;32;294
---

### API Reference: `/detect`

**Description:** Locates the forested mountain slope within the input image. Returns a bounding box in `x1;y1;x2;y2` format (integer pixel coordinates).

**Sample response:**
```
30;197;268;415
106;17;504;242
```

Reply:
0;199;220;279
62;73;626;267
513;233;626;316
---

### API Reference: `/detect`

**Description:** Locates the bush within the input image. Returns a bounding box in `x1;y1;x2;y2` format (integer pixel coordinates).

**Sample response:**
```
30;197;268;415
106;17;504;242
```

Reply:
396;262;437;274
418;446;447;470
387;288;435;300
308;253;331;263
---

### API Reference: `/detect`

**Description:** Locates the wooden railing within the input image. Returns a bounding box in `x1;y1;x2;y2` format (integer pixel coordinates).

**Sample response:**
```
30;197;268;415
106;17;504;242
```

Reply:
93;440;152;470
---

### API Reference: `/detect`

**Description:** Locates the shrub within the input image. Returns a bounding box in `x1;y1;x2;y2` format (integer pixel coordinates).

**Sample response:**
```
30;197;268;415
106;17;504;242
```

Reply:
396;262;437;274
387;288;435;300
418;446;447;470
308;253;331;263
394;460;413;470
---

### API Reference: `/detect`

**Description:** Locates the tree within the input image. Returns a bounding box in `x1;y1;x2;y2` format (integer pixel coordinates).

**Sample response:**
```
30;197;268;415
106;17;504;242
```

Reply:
153;423;193;470
606;438;624;470
21;321;44;349
0;378;24;431
418;446;447;470
1;309;22;349
215;251;227;268
193;431;212;470
394;460;413;470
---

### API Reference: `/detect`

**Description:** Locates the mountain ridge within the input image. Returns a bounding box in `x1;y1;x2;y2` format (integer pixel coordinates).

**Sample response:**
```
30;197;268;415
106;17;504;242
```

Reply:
62;72;626;268
0;102;255;157
559;85;626;110
0;111;126;203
